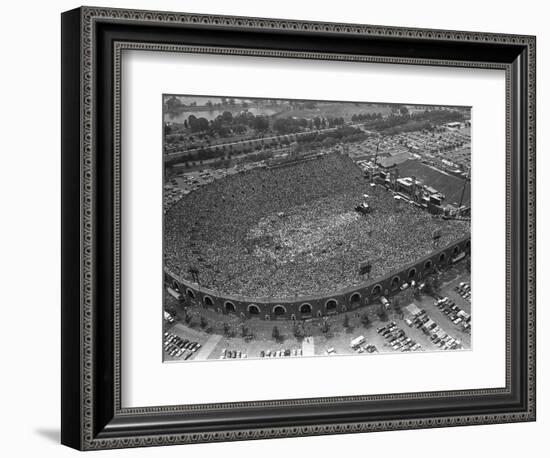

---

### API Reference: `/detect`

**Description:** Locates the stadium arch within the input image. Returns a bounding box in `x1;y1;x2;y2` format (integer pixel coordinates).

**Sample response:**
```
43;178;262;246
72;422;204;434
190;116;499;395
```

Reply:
224;301;236;313
349;292;361;307
325;299;338;312
273;305;287;317
372;284;382;297
391;276;400;291
171;280;180;292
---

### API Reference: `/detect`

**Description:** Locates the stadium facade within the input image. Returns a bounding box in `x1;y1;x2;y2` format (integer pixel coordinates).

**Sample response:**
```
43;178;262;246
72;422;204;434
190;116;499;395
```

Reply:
164;235;470;321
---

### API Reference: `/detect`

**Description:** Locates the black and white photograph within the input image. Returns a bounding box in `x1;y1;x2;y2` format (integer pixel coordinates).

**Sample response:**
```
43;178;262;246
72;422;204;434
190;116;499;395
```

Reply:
1;0;545;454
162;95;472;362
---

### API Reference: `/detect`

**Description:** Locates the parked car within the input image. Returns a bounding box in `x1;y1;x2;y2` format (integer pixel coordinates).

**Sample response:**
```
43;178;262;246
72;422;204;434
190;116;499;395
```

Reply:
163;311;175;323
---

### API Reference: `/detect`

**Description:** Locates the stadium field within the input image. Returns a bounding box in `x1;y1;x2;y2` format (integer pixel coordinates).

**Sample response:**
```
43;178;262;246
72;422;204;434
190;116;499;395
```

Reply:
164;153;469;299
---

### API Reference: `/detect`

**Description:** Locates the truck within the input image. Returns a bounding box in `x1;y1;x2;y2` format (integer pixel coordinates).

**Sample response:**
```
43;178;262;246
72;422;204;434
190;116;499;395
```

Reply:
167;287;183;301
350;335;366;349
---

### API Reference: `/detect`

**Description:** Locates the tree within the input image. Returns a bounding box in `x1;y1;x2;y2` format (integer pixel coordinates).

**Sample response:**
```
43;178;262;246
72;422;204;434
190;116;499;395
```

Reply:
392;297;404;319
187;114;197;131
240;324;250;338
251;115;269;132
272;326;281;342
221;111;233;123
360;313;371;328
183;310;192;324
165;96;182;111
393;296;402;310
424;275;442;297
197;117;209;132
343;314;351;330
377;306;388;322
199;316;208;329
320;319;331;334
165;301;177;316
292;322;306;340
223;322;231;337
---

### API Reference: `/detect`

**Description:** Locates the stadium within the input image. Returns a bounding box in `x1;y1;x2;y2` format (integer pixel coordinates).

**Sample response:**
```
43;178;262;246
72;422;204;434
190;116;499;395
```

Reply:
164;153;470;320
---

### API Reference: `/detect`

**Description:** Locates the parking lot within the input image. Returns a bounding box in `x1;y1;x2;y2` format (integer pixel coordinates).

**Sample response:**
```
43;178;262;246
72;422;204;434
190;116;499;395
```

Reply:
164;264;472;362
163;323;212;362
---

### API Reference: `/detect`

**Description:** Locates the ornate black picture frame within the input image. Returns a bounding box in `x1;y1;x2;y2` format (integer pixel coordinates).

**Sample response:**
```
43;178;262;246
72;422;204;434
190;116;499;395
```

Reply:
61;6;536;450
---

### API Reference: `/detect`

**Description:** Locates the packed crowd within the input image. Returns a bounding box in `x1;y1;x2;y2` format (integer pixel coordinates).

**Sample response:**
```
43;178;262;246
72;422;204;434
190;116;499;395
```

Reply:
164;153;469;299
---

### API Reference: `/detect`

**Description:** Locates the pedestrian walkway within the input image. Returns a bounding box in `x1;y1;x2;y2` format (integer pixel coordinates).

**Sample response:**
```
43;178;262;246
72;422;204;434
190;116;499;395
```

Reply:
193;334;222;361
302;337;315;357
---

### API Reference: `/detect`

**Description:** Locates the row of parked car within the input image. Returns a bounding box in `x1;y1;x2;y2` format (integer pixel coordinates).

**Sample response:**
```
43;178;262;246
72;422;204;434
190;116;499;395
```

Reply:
377;322;422;352
260;348;303;358
219;348;248;359
405;308;437;333
349;335;378;354
404;307;463;350
434;296;471;333
455;281;471;302
428;330;463;350
164;332;201;359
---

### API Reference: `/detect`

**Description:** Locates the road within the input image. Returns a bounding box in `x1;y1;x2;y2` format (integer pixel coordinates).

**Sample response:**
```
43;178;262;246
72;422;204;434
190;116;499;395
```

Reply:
302;337;315;357
193;334;223;361
165;123;368;161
